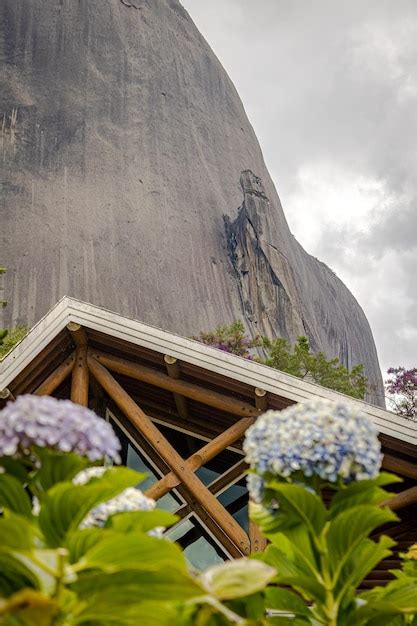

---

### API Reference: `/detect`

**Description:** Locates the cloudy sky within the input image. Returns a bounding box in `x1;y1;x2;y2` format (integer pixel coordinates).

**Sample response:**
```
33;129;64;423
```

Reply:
182;0;417;377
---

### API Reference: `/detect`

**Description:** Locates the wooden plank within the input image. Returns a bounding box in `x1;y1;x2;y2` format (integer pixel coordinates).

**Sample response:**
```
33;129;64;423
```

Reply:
145;418;253;500
10;332;73;396
89;349;260;418
34;352;76;396
87;354;251;554
164;355;189;419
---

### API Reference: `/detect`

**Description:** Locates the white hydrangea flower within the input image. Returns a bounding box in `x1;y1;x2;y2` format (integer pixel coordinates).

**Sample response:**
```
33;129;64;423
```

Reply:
73;467;163;535
243;399;382;502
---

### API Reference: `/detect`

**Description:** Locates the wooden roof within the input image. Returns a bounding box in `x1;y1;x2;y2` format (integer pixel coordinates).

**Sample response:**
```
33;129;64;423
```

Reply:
1;296;416;583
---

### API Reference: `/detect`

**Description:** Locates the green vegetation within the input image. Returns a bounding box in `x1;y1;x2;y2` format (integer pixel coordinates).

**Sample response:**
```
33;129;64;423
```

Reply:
0;326;28;359
1;396;416;625
0;267;29;359
194;322;368;400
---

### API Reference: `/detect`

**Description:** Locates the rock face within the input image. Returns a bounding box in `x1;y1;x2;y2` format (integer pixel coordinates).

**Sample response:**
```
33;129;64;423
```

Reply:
0;0;384;405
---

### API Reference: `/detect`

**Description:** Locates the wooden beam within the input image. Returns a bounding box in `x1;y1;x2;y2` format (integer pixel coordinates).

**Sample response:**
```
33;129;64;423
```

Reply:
382;487;417;512
34;352;76;396
89;349;260;418
255;387;268;412
382;454;417;480
0;388;15;401
71;344;89;406
249;518;268;554
164;355;189;419
67;324;89;406
66;322;88;348
87;354;251;554
145;418;254;500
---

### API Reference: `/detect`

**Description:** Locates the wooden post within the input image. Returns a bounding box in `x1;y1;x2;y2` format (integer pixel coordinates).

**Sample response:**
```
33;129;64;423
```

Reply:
34;352;76;396
67;323;89;407
249;518;268;554
255;387;268;412
87;354;251;554
146;418;253;500
0;388;15;401
164;355;189;419
89;349;260;418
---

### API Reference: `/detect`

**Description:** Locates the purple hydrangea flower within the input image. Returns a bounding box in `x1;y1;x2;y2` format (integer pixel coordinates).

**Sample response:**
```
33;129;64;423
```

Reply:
0;395;121;462
243;400;382;502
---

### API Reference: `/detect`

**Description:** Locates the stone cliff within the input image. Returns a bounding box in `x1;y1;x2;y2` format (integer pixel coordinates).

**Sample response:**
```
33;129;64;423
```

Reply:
0;0;384;405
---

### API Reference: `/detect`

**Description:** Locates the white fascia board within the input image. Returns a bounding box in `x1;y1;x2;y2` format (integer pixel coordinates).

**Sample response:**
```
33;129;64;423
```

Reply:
1;297;416;446
0;297;71;388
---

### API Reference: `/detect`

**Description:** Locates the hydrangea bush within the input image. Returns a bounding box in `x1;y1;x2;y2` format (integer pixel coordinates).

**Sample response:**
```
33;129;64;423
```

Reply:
244;400;382;502
0;394;416;626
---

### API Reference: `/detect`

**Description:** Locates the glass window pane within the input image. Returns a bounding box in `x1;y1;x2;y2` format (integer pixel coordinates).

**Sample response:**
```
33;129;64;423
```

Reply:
218;478;249;533
166;515;228;571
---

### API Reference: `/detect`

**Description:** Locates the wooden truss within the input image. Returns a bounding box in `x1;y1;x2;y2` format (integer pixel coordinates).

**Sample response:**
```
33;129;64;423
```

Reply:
3;321;416;565
29;322;268;556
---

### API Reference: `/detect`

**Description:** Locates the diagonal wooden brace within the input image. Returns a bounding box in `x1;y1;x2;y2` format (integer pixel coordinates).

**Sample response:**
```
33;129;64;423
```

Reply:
87;353;251;555
146;416;254;500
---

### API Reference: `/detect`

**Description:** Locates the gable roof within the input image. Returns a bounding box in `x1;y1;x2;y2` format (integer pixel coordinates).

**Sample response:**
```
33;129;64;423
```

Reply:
1;296;416;449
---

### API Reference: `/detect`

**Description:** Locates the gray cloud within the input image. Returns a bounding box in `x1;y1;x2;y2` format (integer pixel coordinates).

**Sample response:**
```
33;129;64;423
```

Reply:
182;0;417;375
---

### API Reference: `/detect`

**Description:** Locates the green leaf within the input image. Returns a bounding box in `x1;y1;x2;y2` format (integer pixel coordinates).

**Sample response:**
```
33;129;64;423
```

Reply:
0;552;42;595
263;482;327;536
34;449;90;491
329;473;401;517
72;569;203;601
78;532;188;573
265;587;310;617
0;457;29;483
65;528;105;564
0;474;32;517
337;535;395;603
10;549;62;595
0;513;37;550
74;599;180;626
108;509;178;533
263;544;311;579
199;559;276;600
327;505;398;578
38;467;145;546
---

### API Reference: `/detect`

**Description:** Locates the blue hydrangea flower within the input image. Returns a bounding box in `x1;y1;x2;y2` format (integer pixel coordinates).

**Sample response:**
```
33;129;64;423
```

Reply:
73;467;163;535
0;395;121;462
243;400;382;502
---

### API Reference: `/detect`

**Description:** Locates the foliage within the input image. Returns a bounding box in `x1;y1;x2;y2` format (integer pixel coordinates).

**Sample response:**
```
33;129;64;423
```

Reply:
385;367;417;421
0;327;28;360
194;323;368;399
263;336;367;400
0;396;416;625
192;321;261;358
0;267;28;358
